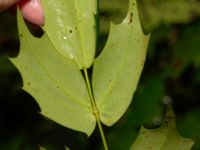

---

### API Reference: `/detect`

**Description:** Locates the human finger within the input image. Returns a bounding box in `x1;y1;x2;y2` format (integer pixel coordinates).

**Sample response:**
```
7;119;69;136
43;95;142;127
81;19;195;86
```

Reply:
19;0;44;26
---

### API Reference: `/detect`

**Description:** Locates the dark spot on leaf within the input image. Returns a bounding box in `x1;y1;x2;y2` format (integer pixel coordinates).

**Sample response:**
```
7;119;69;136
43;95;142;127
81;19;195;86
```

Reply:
57;86;59;89
108;79;112;83
128;12;133;24
19;34;23;37
27;82;31;86
69;30;73;33
75;26;77;30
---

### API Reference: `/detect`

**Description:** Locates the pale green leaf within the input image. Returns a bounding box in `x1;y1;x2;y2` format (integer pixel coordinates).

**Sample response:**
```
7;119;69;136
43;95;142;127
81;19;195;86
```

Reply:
92;0;150;126
10;11;96;136
42;0;97;69
130;106;194;150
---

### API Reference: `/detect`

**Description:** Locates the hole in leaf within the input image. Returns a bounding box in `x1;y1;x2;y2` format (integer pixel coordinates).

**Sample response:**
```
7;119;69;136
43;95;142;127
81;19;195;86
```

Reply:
25;21;44;38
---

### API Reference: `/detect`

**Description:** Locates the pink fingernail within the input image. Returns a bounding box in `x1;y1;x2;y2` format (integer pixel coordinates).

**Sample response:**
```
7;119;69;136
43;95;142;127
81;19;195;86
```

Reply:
19;0;44;26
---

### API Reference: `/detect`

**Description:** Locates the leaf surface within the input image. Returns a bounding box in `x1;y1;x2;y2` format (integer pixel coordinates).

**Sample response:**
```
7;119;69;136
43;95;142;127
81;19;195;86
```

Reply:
10;11;96;136
42;0;97;69
92;0;150;126
130;106;194;150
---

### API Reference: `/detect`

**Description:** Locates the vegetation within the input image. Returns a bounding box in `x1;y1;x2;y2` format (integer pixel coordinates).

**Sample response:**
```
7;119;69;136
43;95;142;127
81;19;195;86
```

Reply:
1;0;200;149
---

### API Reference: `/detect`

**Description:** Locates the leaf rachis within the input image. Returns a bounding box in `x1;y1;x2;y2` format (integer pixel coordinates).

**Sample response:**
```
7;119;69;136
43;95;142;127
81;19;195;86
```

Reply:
83;67;108;150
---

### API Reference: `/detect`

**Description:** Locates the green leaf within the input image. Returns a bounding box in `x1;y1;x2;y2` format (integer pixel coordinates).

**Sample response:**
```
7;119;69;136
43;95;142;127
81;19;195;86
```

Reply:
137;0;200;33
92;0;150;126
42;0;97;69
130;106;194;150
10;10;96;136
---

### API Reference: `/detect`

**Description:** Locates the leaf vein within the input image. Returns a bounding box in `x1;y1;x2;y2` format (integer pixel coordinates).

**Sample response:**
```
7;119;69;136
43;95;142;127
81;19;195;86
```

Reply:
23;30;89;109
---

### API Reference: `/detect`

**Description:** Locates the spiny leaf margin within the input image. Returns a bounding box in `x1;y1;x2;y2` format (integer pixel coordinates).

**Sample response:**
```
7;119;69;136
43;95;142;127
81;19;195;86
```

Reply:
10;9;96;136
92;0;150;126
42;0;97;69
130;106;194;150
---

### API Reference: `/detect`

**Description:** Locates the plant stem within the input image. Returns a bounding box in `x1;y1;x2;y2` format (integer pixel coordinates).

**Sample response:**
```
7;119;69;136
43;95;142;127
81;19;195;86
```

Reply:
83;68;108;150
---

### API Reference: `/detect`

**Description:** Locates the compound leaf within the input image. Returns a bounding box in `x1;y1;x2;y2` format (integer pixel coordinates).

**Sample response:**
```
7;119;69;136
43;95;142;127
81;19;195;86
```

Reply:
42;0;97;69
130;106;194;150
10;10;96;136
92;0;150;126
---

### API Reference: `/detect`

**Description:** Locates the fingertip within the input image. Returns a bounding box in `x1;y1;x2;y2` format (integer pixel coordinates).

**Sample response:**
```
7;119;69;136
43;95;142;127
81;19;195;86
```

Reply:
19;0;44;26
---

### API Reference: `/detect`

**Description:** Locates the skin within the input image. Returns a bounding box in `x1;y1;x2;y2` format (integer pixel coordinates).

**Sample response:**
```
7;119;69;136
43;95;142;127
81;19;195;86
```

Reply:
0;0;44;26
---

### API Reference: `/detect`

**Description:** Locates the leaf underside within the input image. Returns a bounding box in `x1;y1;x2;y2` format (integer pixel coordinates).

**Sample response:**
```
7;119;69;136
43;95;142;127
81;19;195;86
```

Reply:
130;106;194;150
92;0;150;126
42;0;97;69
11;0;149;136
11;10;96;136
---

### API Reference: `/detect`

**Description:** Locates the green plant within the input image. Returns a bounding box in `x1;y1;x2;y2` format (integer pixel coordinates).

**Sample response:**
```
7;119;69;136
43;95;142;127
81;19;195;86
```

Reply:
6;0;196;149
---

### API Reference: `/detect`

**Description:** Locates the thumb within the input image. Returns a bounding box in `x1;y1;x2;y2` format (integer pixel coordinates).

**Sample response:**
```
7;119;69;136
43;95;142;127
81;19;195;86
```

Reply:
19;0;44;26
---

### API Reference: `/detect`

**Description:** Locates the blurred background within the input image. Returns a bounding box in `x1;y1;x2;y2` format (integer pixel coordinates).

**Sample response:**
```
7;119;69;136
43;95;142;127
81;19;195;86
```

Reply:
1;0;200;149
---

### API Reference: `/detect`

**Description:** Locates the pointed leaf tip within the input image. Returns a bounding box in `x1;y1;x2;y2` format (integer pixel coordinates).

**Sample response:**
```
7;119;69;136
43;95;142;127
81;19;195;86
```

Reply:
130;106;194;150
92;0;150;126
42;0;97;69
11;9;96;136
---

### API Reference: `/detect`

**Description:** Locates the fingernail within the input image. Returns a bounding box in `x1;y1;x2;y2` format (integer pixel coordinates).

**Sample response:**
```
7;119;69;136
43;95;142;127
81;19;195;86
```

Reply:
19;0;45;26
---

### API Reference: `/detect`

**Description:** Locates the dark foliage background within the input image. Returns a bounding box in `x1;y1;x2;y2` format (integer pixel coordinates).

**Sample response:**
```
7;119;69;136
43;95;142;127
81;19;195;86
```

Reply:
1;0;200;149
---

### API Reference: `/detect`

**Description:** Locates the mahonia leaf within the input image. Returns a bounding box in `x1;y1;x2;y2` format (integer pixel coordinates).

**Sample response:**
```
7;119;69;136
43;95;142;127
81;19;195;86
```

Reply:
130;106;194;150
10;10;96;136
42;0;97;69
92;0;150;126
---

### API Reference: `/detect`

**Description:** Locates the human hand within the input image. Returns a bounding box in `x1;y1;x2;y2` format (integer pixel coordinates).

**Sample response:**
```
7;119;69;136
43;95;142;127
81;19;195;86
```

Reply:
0;0;19;11
0;0;44;26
